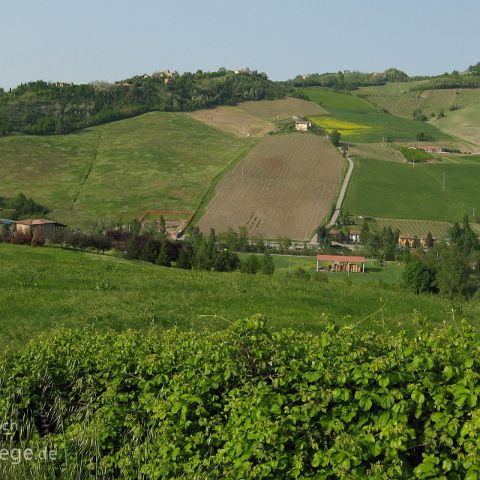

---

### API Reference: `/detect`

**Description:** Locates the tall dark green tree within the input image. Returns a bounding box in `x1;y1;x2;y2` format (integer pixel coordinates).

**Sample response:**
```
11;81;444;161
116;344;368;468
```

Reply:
329;129;341;147
402;256;437;294
436;244;470;299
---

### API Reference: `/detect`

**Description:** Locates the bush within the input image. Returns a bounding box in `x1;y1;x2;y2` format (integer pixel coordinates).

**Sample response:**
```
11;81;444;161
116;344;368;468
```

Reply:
240;254;261;274
260;253;275;275
0;319;479;478
411;108;427;121
293;266;311;280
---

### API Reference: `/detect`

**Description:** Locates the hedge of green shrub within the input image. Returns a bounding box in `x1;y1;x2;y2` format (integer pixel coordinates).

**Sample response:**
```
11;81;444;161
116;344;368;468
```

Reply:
0;317;479;479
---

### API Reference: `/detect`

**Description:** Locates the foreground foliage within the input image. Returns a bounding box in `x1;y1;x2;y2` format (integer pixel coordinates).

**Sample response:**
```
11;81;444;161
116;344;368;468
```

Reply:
0;317;479;479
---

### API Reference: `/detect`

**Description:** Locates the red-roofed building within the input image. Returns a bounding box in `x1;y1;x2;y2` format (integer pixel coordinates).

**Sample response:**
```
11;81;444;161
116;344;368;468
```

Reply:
316;254;366;273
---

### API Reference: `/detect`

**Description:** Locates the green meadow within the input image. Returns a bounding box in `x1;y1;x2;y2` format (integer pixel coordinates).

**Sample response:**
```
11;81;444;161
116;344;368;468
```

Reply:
343;156;480;222
300;87;450;142
238;253;404;283
436;100;480;147
0;244;478;350
0;112;255;228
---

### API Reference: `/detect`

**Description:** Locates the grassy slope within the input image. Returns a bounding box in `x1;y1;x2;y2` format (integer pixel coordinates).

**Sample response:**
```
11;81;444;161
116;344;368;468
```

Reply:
357;83;480;119
343;156;480;222
435;101;480;148
1;244;477;350
300;87;450;142
0;112;253;228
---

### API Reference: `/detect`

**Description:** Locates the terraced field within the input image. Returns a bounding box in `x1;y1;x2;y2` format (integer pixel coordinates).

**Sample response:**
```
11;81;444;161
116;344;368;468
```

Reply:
189;97;326;138
238;97;327;121
301;87;448;143
0;112;255;228
357;85;480;121
348;143;406;162
189;106;273;137
375;218;457;238
197;134;344;239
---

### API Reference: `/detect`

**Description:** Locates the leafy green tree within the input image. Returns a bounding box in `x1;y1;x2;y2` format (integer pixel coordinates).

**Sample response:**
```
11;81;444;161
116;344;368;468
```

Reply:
449;216;478;255
140;238;160;263
329;129;341;147
412;109;427;121
278;237;291;253
177;242;194;269
237;226;249;252
468;61;480;75
214;249;240;272
436;244;470;299
402;256;437;294
209;228;216;244
156;244;171;267
158;216;167;239
126;235;142;259
424;231;434;249
260;253;275;275
316;225;329;246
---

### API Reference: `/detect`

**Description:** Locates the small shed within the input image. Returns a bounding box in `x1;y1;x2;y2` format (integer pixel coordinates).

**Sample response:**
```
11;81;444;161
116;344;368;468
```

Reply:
316;254;366;273
15;219;66;243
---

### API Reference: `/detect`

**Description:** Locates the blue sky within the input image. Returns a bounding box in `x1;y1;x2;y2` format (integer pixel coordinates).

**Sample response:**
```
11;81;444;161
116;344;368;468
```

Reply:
1;0;479;89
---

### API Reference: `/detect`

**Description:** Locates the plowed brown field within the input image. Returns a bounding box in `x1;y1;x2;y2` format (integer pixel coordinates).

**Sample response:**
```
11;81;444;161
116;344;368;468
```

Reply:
197;134;344;239
239;97;327;121
189;106;273;137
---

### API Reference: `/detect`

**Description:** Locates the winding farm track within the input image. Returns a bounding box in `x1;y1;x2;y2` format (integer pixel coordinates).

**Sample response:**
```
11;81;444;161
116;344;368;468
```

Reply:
309;153;354;244
327;155;354;228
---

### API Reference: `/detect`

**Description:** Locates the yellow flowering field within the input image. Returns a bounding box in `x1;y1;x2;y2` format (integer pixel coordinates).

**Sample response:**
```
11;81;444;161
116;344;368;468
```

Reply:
309;115;371;136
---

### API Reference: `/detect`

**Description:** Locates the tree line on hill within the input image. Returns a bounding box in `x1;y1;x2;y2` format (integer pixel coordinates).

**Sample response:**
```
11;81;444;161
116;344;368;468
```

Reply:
290;62;480;91
0;69;284;135
0;193;50;220
2;62;479;136
289;68;409;90
1;221;276;276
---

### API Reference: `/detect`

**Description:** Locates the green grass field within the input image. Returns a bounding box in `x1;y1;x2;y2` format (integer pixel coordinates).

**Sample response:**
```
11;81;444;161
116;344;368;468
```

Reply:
0;112;255;228
238;253;403;282
356;84;480;122
435;101;480;147
343;156;480;222
0;244;476;350
300;87;450;143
